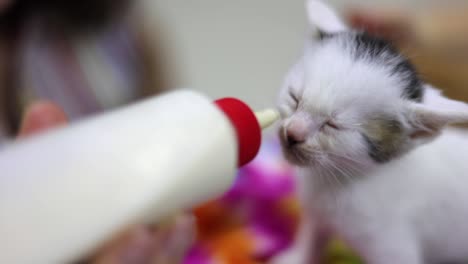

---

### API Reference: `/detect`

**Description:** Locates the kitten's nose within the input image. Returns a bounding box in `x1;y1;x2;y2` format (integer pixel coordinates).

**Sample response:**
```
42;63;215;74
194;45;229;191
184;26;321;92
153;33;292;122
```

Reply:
285;120;308;147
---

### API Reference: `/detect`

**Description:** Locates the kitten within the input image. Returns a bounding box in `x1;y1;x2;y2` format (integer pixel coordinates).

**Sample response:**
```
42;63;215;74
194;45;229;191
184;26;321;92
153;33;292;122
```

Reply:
273;1;468;264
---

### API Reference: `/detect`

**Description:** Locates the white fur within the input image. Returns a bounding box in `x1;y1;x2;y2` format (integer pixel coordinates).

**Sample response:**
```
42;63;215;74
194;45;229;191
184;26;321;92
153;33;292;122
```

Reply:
307;128;468;264
273;1;468;263
275;129;468;263
306;0;347;34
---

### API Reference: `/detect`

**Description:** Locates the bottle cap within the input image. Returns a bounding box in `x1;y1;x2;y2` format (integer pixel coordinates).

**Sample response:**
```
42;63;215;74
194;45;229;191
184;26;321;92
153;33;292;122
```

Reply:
214;98;279;167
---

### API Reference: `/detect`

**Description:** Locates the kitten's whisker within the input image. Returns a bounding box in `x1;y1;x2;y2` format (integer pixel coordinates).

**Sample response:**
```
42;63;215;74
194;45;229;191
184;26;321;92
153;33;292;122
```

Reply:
326;160;352;187
328;152;367;166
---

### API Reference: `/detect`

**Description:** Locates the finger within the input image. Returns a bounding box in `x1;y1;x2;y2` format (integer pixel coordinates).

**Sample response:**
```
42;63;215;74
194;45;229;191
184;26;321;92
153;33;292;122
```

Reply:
151;213;196;263
348;10;382;31
346;9;410;41
18;101;68;138
90;226;155;264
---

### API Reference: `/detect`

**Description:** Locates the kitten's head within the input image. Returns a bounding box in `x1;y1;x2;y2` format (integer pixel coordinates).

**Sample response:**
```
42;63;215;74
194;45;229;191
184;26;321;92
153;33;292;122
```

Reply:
278;0;468;174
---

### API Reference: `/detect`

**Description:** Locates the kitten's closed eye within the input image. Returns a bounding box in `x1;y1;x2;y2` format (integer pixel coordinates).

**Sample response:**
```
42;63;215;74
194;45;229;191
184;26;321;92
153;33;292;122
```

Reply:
288;89;303;113
278;89;301;118
323;120;339;130
288;90;299;105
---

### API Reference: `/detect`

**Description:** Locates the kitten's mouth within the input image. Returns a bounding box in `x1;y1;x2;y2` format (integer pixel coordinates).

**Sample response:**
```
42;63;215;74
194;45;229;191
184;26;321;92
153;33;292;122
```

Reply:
282;148;310;166
279;137;316;167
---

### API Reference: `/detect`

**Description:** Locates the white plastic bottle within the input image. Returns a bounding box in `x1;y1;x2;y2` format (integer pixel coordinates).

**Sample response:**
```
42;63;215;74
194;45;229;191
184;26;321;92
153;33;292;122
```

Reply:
0;90;279;264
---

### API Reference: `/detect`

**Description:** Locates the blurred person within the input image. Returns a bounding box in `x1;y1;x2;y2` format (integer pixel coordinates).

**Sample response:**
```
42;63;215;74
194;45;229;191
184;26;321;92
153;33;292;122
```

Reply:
347;4;468;103
0;0;176;145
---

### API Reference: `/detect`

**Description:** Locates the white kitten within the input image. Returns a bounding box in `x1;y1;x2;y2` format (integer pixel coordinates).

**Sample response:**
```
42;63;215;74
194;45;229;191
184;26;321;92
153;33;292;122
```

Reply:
274;1;468;263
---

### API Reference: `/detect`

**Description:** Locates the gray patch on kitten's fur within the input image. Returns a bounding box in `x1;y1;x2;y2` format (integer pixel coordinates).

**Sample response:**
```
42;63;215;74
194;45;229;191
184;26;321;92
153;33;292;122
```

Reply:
362;116;406;163
320;31;424;102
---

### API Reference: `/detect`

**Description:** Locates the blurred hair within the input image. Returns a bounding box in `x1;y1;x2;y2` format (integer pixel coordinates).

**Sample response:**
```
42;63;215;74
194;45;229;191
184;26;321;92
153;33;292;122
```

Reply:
0;0;131;35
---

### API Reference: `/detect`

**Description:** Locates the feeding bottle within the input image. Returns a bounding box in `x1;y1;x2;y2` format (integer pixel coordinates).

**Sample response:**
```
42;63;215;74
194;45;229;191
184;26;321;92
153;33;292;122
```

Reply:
0;90;279;263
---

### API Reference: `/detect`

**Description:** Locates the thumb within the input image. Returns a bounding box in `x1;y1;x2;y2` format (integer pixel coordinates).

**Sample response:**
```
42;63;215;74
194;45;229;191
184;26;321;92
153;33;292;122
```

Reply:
18;101;68;138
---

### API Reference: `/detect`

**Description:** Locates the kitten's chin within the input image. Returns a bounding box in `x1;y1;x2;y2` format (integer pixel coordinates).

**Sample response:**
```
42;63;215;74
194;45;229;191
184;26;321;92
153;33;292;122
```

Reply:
286;158;311;167
281;147;316;167
279;136;323;167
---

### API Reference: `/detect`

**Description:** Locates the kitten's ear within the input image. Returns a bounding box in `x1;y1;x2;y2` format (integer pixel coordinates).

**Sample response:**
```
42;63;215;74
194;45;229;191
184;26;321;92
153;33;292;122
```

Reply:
306;0;348;38
406;86;468;143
